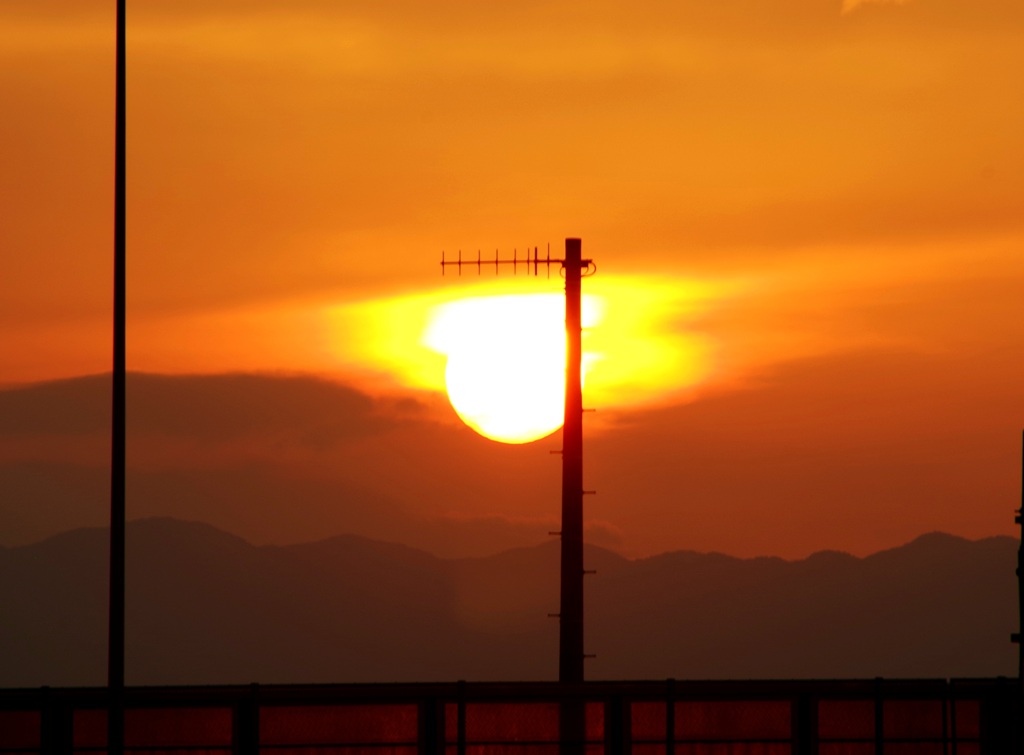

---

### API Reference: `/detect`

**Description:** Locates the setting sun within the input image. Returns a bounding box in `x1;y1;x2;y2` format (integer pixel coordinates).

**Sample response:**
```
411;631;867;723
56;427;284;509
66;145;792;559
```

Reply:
327;274;731;441
424;293;585;443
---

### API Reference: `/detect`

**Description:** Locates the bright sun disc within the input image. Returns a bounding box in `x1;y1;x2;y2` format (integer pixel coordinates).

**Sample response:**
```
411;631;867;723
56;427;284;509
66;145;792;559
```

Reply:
445;340;565;443
425;293;582;444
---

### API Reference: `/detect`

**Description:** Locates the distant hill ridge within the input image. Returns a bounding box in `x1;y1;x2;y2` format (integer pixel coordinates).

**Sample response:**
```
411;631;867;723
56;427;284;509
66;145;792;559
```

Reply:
13;515;1004;560
0;518;1016;688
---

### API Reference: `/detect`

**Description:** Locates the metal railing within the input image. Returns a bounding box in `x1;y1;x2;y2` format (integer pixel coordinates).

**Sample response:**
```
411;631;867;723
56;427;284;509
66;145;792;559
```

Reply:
0;678;1020;755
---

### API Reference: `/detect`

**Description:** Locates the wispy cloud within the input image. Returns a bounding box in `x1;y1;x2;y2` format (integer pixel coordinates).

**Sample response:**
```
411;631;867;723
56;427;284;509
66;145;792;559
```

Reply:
0;372;409;446
842;0;913;14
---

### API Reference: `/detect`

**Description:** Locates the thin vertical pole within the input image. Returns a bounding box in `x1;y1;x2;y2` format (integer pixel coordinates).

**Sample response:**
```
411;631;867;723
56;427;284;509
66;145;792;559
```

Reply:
1018;430;1023;691
559;237;584;684
109;1;127;753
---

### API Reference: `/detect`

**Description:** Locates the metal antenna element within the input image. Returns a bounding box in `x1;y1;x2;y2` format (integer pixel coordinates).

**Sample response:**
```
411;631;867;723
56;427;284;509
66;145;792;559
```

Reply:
439;239;595;687
441;245;596;280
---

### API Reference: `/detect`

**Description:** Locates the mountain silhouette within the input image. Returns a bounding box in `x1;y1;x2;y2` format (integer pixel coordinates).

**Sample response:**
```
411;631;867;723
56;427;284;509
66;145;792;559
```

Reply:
0;519;1016;687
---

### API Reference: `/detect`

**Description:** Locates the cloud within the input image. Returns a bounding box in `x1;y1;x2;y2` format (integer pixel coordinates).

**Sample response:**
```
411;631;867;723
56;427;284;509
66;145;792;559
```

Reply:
842;0;913;14
0;372;415;446
0;374;109;436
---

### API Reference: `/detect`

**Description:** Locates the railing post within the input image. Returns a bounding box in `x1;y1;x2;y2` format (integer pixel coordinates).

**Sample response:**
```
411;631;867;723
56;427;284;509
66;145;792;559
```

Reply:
665;679;675;755
792;693;817;755
234;683;259;755
456;681;466;755
606;695;627;755
419;695;442;755
874;679;884;755
40;688;72;755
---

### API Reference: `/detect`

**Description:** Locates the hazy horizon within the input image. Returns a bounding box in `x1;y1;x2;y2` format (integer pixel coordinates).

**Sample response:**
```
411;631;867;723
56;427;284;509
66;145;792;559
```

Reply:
2;370;1020;560
6;507;1016;561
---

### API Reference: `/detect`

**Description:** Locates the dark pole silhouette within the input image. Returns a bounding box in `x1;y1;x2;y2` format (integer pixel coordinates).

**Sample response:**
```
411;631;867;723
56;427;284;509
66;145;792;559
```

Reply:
559;238;585;684
558;240;587;755
1017;430;1023;691
109;0;126;753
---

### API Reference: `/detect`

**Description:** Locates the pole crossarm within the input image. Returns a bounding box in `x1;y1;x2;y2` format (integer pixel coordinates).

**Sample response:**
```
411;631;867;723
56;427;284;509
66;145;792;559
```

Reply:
441;247;594;277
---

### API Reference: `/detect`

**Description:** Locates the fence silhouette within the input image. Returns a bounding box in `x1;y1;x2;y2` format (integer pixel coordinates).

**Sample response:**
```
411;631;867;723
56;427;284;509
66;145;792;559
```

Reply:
1;678;1021;754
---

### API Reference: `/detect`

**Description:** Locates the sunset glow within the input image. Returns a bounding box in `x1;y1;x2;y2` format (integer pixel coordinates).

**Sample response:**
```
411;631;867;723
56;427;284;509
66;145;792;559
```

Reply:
329;275;730;436
3;1;1023;562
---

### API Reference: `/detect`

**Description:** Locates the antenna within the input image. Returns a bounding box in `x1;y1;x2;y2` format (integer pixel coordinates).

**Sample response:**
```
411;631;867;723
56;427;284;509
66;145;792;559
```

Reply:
440;238;595;685
441;244;595;280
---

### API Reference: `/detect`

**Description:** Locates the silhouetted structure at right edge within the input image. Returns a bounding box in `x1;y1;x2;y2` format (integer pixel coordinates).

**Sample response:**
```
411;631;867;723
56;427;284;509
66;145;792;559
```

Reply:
1015;430;1024;691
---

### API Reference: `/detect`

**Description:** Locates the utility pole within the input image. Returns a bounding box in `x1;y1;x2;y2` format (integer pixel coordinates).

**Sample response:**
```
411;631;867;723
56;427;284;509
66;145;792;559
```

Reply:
109;1;127;753
556;241;587;755
559;238;585;684
440;238;595;683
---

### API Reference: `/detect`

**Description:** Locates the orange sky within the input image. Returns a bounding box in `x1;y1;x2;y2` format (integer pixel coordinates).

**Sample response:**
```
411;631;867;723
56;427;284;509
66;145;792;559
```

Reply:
1;0;1022;558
